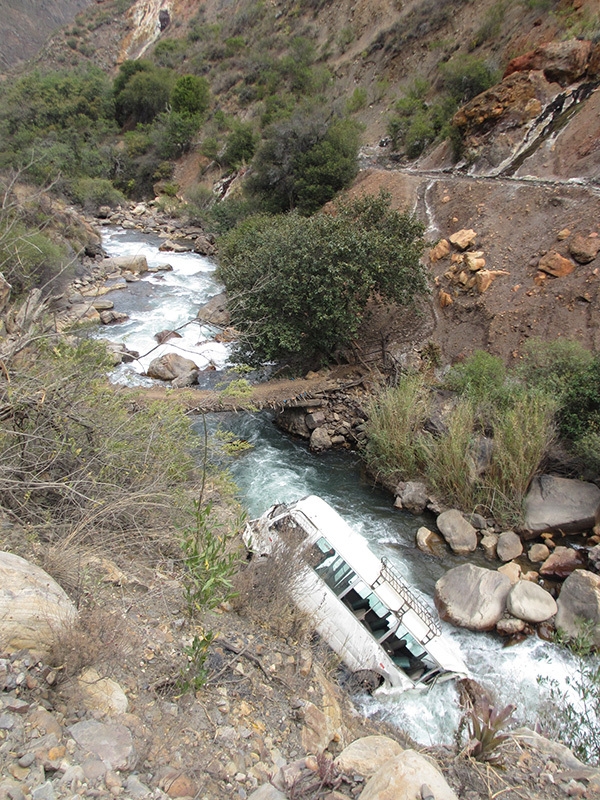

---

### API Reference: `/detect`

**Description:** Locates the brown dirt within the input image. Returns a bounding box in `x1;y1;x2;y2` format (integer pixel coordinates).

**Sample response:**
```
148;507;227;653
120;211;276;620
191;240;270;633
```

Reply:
344;168;600;367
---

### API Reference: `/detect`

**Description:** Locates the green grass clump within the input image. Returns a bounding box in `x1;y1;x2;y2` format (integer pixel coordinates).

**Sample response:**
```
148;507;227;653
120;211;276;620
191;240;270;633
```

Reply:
363;374;431;482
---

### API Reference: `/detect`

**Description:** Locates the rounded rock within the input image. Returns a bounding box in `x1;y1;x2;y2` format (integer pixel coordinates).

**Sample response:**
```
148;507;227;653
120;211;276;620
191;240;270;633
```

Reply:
507;580;557;623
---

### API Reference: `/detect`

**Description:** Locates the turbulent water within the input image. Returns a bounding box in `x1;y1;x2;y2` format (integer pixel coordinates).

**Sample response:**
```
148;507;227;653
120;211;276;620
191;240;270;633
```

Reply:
95;227;230;384
95;227;577;747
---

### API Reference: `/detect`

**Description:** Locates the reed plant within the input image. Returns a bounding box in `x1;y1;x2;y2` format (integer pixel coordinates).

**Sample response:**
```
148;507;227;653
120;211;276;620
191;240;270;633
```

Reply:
425;398;479;512
484;389;556;526
363;374;431;482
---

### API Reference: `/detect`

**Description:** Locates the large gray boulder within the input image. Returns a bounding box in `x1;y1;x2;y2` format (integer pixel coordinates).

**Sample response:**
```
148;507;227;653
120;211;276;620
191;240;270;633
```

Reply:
358;750;458;800
436;509;478;554
524;476;600;533
555;569;600;647
334;735;404;778
197;292;230;327
146;353;199;381
0;551;77;657
435;564;511;631
102;255;148;274
507;580;557;623
395;482;429;515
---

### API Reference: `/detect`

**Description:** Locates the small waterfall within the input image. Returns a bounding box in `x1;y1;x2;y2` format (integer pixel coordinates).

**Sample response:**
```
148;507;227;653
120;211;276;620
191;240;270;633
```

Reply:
477;81;598;179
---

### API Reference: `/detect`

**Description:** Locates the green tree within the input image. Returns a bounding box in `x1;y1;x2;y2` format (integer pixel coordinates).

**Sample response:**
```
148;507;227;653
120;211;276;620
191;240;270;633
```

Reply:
247;110;361;214
171;74;210;117
439;55;499;104
222;122;257;168
218;192;427;365
114;65;175;126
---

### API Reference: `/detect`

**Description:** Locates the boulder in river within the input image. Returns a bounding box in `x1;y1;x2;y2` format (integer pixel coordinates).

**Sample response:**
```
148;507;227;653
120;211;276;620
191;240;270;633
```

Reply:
102;255;148;274
435;564;511;631
539;545;584;578
436;509;477;554
394;481;428;515
555;569;600;647
496;531;523;562
146;353;199;382
197;292;230;327
523;475;600;533
506;580;557;624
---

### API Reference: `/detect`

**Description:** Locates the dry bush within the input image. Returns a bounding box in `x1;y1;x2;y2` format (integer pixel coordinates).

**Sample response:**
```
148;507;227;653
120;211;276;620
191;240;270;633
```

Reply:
47;604;132;684
233;529;312;642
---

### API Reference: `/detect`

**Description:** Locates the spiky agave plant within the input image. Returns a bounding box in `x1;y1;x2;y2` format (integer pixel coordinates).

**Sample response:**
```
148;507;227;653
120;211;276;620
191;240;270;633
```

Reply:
467;703;516;763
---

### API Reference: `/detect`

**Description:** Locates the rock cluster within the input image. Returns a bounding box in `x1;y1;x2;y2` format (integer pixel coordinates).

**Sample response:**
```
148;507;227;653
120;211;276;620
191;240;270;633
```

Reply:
275;388;369;453
399;473;600;642
431;229;509;308
94;204;216;257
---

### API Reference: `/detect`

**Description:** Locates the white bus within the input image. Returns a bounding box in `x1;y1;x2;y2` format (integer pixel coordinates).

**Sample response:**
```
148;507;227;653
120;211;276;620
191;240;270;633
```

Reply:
244;495;468;691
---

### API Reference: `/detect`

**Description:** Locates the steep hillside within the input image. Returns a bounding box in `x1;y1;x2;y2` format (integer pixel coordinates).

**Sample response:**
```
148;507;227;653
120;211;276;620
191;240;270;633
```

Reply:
0;0;94;70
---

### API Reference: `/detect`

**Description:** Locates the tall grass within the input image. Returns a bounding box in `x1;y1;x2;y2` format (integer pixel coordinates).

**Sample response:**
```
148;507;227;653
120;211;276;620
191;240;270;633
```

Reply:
425;398;479;512
364;357;557;525
485;391;556;525
363;374;430;482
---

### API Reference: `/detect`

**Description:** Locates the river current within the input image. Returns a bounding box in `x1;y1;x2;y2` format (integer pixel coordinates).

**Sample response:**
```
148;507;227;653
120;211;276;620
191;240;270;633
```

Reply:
94;226;575;747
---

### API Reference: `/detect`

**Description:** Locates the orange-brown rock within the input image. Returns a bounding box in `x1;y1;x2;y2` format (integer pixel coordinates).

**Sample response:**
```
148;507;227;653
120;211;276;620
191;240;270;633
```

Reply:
538;251;576;277
504;39;592;86
449;229;477;250
465;252;486;271
453;72;559;137
476;269;509;293
439;290;453;308
429;239;451;262
588;42;600;79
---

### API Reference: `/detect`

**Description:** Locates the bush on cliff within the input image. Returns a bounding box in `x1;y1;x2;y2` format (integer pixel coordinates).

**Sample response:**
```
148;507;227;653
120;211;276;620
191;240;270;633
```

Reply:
218;192;427;366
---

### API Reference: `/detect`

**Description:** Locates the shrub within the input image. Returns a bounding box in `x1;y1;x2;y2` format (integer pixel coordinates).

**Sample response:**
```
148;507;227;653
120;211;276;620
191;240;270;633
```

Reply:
0;221;67;296
0;339;196;542
171;74;210;117
222;122;257;168
346;87;368;113
114;64;176;126
439;56;499;104
519;338;594;400
151;111;202;159
247;110;361;214
68;177;125;210
539;623;600;765
558;357;600;442
218;192;427;366
445;350;506;403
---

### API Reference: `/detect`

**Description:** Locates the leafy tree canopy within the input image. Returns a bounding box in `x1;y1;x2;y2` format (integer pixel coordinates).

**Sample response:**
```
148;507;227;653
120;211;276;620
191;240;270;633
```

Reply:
246;109;361;214
114;63;176;126
171;74;210;117
218;192;427;366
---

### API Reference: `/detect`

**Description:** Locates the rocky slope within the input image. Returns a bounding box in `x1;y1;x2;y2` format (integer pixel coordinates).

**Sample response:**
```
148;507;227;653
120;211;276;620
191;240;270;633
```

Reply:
0;0;94;70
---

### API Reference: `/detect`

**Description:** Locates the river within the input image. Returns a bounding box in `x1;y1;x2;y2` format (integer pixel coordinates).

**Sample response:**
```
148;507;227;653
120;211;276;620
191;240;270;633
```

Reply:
94;226;576;747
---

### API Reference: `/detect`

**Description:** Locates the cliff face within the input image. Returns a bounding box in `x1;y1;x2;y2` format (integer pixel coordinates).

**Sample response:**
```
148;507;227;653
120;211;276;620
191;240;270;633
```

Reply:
0;0;94;70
